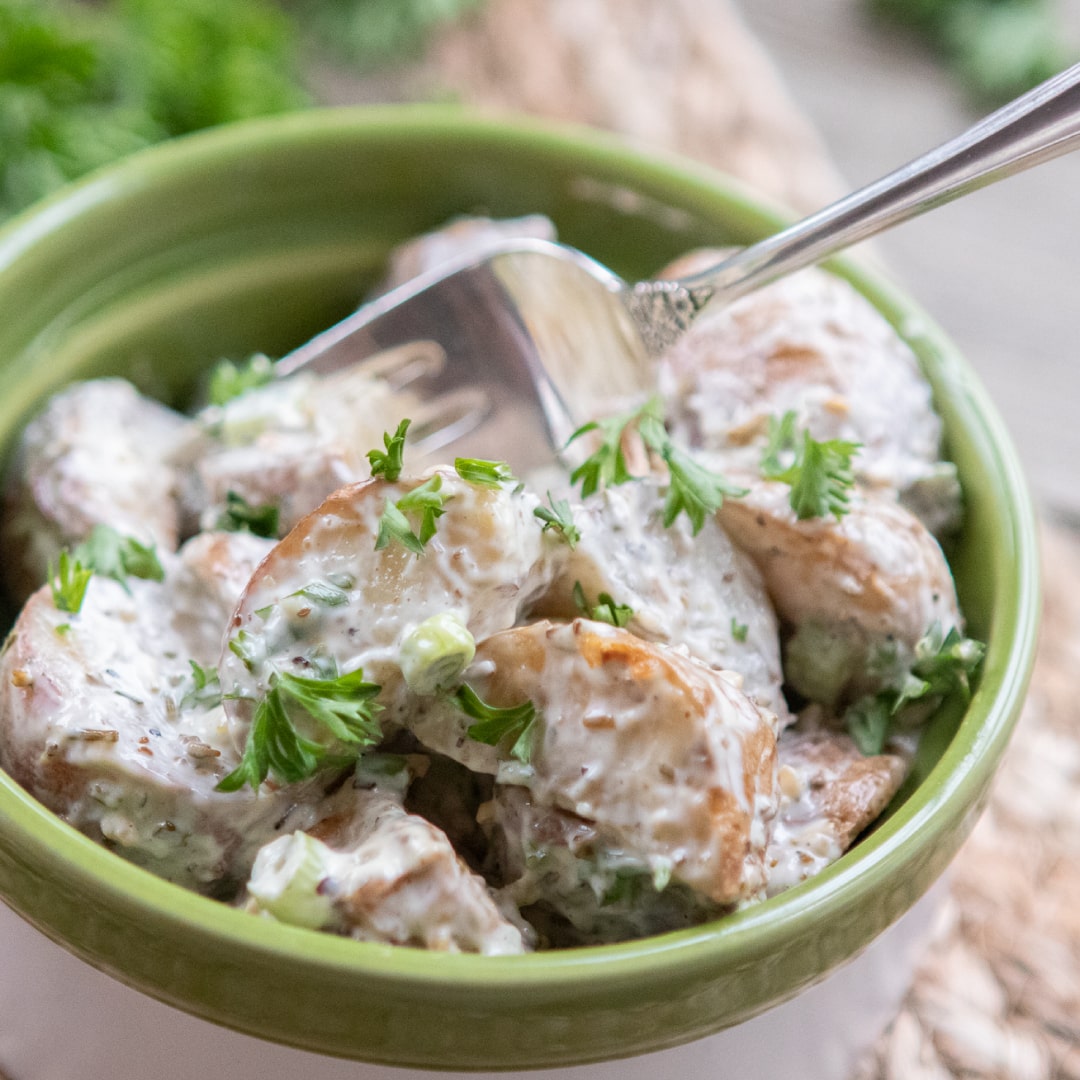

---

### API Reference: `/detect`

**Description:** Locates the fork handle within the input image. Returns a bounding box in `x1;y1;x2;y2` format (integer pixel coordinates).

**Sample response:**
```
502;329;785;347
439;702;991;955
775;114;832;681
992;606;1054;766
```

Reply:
676;61;1080;310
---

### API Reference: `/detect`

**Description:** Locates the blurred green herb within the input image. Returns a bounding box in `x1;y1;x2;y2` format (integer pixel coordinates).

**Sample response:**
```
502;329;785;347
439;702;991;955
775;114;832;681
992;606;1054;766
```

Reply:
72;523;165;588
368;419;411;483
454;682;537;764
866;0;1073;108
0;0;483;222
48;549;92;614
208;355;275;405
217;491;280;539
844;622;986;755
282;0;484;71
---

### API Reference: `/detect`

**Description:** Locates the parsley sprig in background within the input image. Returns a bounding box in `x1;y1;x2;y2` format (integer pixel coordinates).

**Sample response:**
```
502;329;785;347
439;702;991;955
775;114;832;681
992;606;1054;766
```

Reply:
0;0;482;222
866;0;1075;108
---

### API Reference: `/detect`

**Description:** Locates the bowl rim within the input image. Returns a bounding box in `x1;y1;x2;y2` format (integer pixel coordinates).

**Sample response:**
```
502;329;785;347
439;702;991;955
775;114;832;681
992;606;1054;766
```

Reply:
0;103;1041;1055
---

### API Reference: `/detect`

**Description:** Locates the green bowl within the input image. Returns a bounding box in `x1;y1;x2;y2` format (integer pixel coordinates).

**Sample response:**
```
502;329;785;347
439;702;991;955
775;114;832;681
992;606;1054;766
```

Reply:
0;107;1039;1069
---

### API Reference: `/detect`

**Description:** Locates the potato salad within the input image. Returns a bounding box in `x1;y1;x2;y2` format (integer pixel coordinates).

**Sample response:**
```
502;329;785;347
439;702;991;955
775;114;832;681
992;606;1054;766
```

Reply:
0;217;983;951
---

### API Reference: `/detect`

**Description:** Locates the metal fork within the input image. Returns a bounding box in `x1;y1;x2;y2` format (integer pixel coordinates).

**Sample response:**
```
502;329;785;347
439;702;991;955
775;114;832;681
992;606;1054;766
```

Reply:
278;63;1080;473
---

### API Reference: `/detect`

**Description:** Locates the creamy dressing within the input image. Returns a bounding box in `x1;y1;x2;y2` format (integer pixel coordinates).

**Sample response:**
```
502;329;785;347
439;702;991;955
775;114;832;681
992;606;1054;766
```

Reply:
531;480;789;720
174;365;408;537
657;258;953;512
217;469;562;752
0;216;973;950
419;619;780;905
1;379;187;603
0;534;308;889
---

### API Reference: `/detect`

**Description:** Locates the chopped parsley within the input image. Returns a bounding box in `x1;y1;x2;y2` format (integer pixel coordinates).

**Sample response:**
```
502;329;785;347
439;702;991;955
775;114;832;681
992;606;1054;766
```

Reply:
374;474;449;555
208;355;275;406
731;618;749;643
565;406;639;497
760;410;860;520
454;457;517;488
217;665;383;792
866;0;1071;109
454;683;538;765
572;581;633;628
216;491;280;539
48;550;92;615
367;418;410;482
73;524;164;589
637;404;747;534
46;524;164;621
181;660;223;710
566;398;745;534
534;492;580;549
845;622;986;755
288;580;350;607
228;629;263;672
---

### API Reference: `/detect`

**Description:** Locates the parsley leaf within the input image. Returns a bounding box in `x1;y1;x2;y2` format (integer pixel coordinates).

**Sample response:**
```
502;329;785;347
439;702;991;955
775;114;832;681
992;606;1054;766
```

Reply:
566;407;639;498
374;474;449;555
228;629;264;672
657;441;748;534
637;408;747;534
181;660;223;710
454;683;538;764
760;410;800;477
208;354;274;405
367;418;410;482
217;666;383;792
844;622;986;755
73;524;164;589
567;398;745;533
216;491;279;539
572;581;633;628
454;457;517;488
288;581;350;607
534;492;581;548
760;411;860;520
845;694;894;757
731;618;749;643
898;622;987;709
48;550;92;615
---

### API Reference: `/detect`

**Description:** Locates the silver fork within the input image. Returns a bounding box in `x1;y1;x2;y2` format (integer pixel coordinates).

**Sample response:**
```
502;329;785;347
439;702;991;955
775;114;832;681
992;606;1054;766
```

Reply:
277;63;1080;473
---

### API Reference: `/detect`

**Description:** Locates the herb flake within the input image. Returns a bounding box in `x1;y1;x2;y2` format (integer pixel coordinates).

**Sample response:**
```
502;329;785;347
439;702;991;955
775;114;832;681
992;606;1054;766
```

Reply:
637;406;747;534
289;581;350;607
760;411;860;520
217;666;383;792
48;551;92;615
374;474;449;555
844;622;986;755
573;581;633;628
454;683;537;764
216;491;280;539
534;492;580;549
73;524;164;589
367;419;410;482
565;406;640;498
454;457;517;488
181;660;222;710
209;355;275;406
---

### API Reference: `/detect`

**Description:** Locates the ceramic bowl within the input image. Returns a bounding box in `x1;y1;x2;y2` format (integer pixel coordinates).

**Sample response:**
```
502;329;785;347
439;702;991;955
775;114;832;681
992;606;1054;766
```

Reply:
0;107;1039;1070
